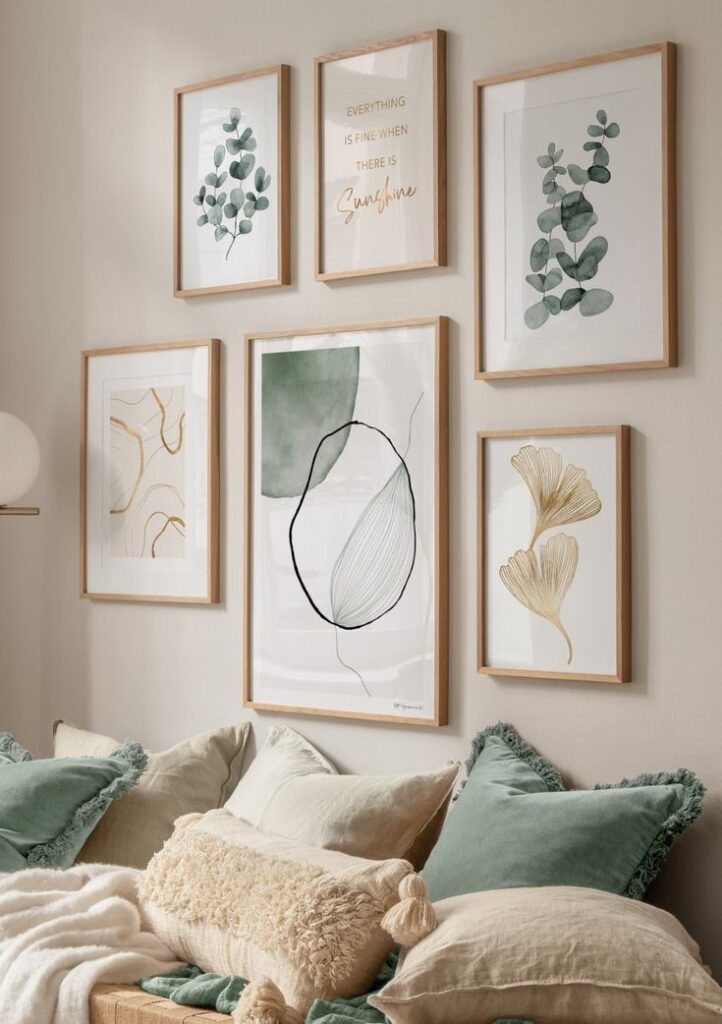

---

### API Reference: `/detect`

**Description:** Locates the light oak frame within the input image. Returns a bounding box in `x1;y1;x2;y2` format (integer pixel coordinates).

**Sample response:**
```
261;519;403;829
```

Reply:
315;30;447;281
477;425;631;684
174;65;290;297
474;42;677;379
80;339;221;604
244;316;449;725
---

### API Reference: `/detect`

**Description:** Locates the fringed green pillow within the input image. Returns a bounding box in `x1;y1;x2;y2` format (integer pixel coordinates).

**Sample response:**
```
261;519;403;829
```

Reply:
422;722;704;902
0;731;147;871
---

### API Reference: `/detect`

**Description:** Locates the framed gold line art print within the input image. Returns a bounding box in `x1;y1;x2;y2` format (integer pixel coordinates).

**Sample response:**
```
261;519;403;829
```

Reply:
475;43;676;378
174;64;290;297
315;30;447;281
245;317;448;725
478;425;630;683
81;339;220;604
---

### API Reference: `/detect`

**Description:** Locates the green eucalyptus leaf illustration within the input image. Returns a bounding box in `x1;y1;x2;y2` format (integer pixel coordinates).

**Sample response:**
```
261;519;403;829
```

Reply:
215;225;228;240
580;236;608;265
556;252;578;279
544;294;562;315
605;122;620;138
547;142;556;157
255;167;267;192
583;141;602;151
255;196;270;211
543;169;556;187
567;164;589;186
588;165;611;184
217;191;227;207
561;287;584;311
561;191;598;243
222;122;236;133
552;149;563;162
196;214;208;226
537;155;553;169
205;172;218;187
224;202;238;219
537;207;562;233
206;195;216;207
587;124;604;137
596;109;608;125
530;238;549;271
525;300;551;329
244;201;256;218
553;164;567;175
230;188;244;207
229;107;241;125
580;288;614;316
239;219;253;234
240;126;253;145
193;196;202;206
526;273;546;293
546;185;566;204
543;268;562;291
237;153;255;179
548;238;565;259
213;145;225;168
208;204;222;226
592;146;609;167
199;185;206;199
574;254;600;281
217;171;228;187
229;161;241;179
226;138;243;155
244;137;257;152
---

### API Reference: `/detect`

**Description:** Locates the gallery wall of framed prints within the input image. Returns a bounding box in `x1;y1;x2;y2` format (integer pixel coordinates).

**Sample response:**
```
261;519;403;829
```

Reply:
315;30;447;280
174;65;290;297
81;340;220;604
475;42;676;378
244;317;448;725
78;29;679;723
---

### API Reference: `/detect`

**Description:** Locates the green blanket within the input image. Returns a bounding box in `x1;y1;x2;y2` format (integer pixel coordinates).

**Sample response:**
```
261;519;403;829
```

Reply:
138;958;532;1023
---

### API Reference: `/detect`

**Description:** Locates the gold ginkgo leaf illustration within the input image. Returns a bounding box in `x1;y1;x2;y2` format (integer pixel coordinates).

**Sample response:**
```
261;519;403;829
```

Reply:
499;532;579;664
512;444;602;549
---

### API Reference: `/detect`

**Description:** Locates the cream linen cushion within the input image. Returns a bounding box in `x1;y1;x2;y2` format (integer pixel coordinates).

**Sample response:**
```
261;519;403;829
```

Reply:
53;720;249;868
139;809;434;1017
224;724;459;866
369;885;722;1024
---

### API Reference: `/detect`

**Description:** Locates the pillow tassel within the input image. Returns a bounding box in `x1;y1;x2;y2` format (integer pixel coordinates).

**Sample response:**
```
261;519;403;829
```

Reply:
381;873;436;946
232;977;303;1024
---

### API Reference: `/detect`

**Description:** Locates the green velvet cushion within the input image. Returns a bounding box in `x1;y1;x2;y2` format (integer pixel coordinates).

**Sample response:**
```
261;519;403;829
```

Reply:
422;722;704;903
0;731;147;871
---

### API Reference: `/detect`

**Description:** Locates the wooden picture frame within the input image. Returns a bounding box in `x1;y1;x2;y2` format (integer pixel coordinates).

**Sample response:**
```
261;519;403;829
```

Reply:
244;316;448;725
478;425;630;683
475;43;676;379
315;30;446;281
81;339;220;604
174;65;290;297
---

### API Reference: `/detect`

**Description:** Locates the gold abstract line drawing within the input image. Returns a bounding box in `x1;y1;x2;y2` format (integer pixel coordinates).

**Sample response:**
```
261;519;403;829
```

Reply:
108;386;186;559
500;533;578;663
511;444;602;549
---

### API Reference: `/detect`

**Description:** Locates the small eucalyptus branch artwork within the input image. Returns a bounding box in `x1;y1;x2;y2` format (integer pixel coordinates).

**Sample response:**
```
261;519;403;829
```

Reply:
525;109;621;330
498;444;602;663
193;107;271;261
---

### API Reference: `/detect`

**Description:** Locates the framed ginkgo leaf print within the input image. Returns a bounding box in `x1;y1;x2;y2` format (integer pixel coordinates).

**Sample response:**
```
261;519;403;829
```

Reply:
244;317;448;725
175;65;290;297
475;43;676;378
478;426;630;683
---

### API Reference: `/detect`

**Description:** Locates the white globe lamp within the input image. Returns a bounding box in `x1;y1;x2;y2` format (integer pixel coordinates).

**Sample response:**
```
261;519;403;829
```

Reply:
0;412;41;509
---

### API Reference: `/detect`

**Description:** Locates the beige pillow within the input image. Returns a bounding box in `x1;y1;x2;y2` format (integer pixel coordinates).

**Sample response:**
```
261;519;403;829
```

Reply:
53;720;249;868
369;886;722;1024
224;725;459;867
139;809;435;1017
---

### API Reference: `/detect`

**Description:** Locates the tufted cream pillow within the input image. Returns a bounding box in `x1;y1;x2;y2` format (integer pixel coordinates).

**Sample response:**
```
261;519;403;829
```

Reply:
139;809;434;1017
369;886;722;1024
53;720;249;868
224;725;460;867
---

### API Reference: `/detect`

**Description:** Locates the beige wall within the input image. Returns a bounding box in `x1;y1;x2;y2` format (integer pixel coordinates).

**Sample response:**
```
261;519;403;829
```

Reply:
2;0;721;977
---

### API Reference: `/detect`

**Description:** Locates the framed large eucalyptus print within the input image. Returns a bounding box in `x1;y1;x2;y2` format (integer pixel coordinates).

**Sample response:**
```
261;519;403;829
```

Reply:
175;65;290;297
81;339;220;604
475;43;676;378
245;317;448;725
478;425;630;684
316;30;446;280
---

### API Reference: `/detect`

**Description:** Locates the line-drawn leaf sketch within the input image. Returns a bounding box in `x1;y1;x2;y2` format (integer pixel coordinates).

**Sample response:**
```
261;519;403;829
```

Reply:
511;444;602;548
499;533;579;663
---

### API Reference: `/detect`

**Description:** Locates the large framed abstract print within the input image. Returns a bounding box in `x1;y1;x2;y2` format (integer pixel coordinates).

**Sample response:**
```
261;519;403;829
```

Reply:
81;339;220;604
475;43;676;378
478;426;630;683
315;31;446;280
245;317;448;725
175;65;290;297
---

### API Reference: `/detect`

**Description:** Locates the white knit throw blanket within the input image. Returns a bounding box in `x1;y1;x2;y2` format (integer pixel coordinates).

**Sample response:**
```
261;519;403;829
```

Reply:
0;864;182;1024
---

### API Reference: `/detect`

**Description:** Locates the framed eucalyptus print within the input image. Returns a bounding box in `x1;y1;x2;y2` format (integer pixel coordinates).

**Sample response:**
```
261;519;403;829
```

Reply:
475;43;676;378
175;65;290;297
316;30;446;280
478;426;630;683
81;340;220;604
245;317;448;725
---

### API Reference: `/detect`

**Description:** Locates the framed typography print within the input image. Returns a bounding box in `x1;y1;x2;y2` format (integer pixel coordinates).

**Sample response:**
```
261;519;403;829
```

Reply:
478;426;630;683
476;43;676;378
81;340;220;603
175;65;290;297
316;30;446;280
245;317;448;724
